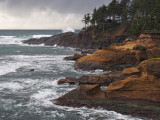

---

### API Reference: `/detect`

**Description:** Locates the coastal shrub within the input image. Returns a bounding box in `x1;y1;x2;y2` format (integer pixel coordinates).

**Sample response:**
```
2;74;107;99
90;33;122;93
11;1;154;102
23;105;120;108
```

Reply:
133;45;147;51
155;108;160;114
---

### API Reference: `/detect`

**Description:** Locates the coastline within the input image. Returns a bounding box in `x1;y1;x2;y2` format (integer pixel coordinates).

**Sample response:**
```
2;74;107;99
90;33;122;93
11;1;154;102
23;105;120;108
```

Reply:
23;31;160;119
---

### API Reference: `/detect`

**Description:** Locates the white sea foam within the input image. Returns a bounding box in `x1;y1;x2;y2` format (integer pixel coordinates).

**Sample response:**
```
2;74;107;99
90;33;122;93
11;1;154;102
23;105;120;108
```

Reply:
53;44;57;47
0;82;23;91
32;35;52;38
26;78;142;120
0;35;52;45
62;27;75;33
52;105;142;120
0;61;29;75
0;36;22;45
0;36;16;38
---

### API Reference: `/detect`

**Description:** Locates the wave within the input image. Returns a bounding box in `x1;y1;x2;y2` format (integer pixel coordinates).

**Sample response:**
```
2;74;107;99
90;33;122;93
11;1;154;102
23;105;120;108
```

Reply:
0;36;16;38
62;27;75;33
0;82;23;92
0;36;23;45
28;79;142;120
0;60;29;76
32;35;52;38
0;35;52;45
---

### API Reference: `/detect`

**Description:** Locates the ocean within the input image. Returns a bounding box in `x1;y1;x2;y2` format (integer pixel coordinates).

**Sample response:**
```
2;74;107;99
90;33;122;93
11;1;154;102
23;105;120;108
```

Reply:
0;30;141;120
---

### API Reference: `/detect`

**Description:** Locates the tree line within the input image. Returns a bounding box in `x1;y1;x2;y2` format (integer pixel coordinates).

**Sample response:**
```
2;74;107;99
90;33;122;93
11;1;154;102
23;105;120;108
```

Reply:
82;0;160;35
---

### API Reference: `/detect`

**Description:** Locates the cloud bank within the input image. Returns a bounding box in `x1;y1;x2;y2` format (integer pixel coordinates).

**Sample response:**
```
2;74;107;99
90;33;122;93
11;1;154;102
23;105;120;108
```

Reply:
0;0;111;29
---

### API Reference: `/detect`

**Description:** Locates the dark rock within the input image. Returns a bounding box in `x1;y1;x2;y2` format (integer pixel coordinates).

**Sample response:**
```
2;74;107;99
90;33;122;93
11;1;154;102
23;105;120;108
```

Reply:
30;69;35;72
23;32;77;47
64;53;86;61
23;31;127;49
57;71;124;86
58;77;79;84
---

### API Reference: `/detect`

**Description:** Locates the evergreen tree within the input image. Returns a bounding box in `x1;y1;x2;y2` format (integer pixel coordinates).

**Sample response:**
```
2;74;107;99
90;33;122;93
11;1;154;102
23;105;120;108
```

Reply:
82;14;87;29
82;0;160;34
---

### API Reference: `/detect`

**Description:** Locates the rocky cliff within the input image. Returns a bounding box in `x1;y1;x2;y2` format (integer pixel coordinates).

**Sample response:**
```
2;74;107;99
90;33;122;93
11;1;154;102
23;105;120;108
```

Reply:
54;58;160;119
23;31;127;49
75;33;160;70
54;33;160;119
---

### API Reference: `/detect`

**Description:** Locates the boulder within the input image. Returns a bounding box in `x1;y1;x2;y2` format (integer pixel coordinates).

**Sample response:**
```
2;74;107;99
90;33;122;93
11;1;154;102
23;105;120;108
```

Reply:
30;69;35;72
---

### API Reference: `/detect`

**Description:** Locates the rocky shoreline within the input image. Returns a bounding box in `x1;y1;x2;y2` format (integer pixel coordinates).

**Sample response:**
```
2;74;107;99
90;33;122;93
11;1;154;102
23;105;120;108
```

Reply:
23;31;127;49
24;32;160;119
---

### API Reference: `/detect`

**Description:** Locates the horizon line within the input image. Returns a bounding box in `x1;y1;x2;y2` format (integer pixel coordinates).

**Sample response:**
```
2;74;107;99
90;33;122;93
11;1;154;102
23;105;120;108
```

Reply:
0;29;81;30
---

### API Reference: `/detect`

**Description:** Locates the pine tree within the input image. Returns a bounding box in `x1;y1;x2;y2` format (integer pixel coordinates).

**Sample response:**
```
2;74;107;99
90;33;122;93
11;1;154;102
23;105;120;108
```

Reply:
82;14;87;29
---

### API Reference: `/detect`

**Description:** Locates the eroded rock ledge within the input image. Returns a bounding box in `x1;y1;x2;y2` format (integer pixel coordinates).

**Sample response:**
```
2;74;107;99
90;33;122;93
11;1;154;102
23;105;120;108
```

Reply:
74;33;160;71
54;33;160;119
54;59;160;119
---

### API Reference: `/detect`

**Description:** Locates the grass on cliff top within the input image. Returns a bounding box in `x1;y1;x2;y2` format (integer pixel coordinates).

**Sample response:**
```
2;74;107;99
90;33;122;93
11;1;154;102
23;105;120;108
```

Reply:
148;58;160;61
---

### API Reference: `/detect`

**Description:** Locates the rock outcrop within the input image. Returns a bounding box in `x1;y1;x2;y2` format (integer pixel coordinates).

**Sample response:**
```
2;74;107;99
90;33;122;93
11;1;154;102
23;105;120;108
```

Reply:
23;32;77;47
23;31;127;49
64;53;86;61
106;59;160;101
63;59;160;101
74;48;136;70
58;70;124;85
74;33;160;71
55;59;160;119
54;33;160;119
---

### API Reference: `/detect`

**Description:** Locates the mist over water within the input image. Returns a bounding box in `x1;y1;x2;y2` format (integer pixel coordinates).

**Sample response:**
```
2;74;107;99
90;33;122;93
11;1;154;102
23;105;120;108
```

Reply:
0;30;142;120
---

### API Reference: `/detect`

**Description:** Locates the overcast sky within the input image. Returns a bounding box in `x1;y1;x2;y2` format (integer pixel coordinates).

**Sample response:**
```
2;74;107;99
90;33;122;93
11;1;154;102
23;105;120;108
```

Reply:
0;0;111;29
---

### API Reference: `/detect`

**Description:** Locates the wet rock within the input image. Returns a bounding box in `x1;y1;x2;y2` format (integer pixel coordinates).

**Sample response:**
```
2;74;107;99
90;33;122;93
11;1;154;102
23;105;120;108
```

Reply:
23;32;77;47
23;31;127;49
58;77;79;85
57;71;124;86
30;69;35;72
64;53;86;61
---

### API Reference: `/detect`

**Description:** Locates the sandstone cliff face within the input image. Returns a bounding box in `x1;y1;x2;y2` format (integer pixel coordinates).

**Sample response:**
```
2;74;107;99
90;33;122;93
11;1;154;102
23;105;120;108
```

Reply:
55;59;160;119
74;33;160;70
57;59;160;102
106;59;160;101
74;49;135;70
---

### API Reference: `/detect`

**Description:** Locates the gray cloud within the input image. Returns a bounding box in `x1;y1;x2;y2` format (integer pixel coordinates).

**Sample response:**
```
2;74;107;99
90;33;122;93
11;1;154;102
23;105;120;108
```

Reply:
0;0;112;29
1;0;111;15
